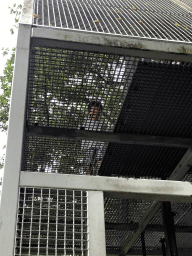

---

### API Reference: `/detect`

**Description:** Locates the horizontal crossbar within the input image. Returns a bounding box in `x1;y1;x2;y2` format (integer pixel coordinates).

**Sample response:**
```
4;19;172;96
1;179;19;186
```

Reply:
32;27;192;62
20;172;192;203
27;126;192;148
105;222;192;233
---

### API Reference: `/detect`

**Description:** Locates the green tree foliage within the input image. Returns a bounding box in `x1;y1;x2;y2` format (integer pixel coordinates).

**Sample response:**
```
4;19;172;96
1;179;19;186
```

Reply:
0;4;22;132
8;3;22;35
0;48;15;131
0;4;22;169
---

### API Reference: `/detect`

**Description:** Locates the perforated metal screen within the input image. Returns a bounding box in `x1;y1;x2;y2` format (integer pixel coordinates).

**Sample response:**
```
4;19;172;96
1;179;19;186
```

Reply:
33;0;192;41
15;188;88;256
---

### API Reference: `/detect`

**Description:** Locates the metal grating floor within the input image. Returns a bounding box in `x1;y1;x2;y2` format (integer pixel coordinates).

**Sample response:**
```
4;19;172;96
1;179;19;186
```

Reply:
99;144;187;178
23;45;192;179
104;197;153;253
15;188;88;256
99;60;192;178
33;0;192;41
104;191;192;254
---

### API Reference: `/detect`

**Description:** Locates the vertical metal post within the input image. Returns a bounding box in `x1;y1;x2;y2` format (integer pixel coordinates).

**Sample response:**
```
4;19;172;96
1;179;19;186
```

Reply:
0;24;31;255
141;232;146;256
162;202;178;256
87;191;106;256
160;238;167;256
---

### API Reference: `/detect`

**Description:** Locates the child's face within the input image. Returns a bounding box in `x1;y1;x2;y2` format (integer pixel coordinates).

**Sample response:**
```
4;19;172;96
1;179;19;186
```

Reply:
89;106;102;119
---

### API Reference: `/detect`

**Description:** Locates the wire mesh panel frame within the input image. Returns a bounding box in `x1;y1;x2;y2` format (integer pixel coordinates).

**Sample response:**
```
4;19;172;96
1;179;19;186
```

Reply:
22;38;192;179
15;187;88;256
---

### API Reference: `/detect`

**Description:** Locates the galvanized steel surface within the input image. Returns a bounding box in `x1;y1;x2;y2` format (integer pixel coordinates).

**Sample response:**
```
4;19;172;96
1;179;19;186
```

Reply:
15;188;88;256
32;0;192;41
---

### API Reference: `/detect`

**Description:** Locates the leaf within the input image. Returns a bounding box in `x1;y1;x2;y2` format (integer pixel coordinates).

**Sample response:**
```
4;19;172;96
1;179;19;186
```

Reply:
139;21;143;23
3;145;6;149
115;8;120;14
174;23;180;26
33;14;39;18
117;18;122;21
94;20;100;23
132;6;136;10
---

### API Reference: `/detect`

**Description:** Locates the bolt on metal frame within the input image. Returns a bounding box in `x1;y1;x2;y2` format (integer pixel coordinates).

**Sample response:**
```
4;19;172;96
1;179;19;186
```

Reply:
1;0;192;255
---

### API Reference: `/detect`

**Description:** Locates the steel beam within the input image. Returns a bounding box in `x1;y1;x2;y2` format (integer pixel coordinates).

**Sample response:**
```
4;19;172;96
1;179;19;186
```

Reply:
119;148;192;256
141;232;146;256
160;238;167;256
105;223;192;233
32;27;192;59
162;202;178;256
0;24;31;256
107;251;192;256
27;125;192;148
20;172;192;203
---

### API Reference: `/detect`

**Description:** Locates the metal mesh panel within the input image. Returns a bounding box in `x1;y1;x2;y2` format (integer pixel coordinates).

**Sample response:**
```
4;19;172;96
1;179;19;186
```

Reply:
132;232;192;253
179;0;192;9
182;170;192;182
104;197;153;252
24;45;192;178
15;188;88;256
135;200;192;253
33;0;192;41
173;202;192;227
22;136;107;175
132;231;164;251
99;144;187;178
114;60;192;138
149;191;192;227
176;233;192;251
104;195;192;252
105;198;153;224
106;230;134;254
27;46;131;130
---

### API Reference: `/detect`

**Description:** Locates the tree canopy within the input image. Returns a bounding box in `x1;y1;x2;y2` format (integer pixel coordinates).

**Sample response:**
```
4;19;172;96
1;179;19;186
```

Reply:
0;4;22;132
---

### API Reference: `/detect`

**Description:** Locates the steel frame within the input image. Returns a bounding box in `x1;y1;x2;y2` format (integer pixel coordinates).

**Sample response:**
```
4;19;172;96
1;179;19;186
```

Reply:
105;223;192;233
119;148;192;255
32;27;192;62
162;202;178;256
0;24;32;256
88;191;106;256
20;172;192;203
27;125;192;148
1;1;192;255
